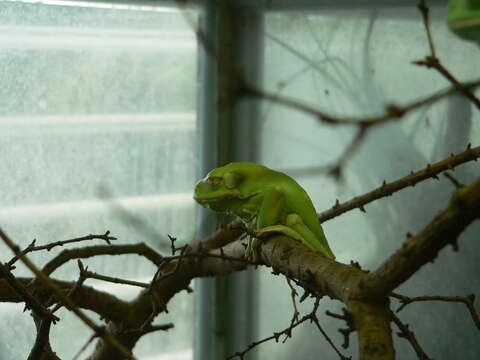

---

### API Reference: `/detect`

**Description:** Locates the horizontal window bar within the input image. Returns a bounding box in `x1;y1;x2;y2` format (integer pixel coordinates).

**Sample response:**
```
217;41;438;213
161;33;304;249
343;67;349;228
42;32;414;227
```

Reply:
0;193;195;223
0;25;196;50
0;113;195;135
3;0;199;12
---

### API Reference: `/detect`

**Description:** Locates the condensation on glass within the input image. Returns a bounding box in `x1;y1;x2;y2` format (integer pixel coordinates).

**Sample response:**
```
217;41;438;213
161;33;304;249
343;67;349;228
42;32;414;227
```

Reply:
255;6;480;360
0;1;197;359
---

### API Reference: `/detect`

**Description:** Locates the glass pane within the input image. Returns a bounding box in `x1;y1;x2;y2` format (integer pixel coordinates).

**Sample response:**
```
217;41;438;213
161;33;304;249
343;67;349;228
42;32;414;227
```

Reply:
0;1;197;359
256;5;479;360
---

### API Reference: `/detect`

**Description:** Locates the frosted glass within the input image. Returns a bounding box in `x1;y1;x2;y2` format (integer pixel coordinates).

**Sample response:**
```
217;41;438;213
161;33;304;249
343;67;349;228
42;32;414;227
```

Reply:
256;6;480;360
0;1;197;359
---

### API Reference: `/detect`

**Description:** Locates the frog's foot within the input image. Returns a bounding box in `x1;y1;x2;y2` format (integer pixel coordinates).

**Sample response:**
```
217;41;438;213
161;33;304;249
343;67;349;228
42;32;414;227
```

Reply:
255;225;304;243
244;236;261;261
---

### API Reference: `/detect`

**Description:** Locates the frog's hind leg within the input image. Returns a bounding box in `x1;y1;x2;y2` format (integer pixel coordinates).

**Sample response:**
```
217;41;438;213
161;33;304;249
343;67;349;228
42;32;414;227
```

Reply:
285;213;334;259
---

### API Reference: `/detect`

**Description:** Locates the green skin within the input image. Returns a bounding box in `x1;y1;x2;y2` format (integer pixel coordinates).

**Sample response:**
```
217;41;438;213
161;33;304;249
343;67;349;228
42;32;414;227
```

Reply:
194;162;335;259
447;0;480;43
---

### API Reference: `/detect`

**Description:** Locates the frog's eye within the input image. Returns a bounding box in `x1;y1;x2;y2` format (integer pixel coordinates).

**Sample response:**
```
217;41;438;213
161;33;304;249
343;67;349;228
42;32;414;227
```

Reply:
207;176;222;187
224;171;242;189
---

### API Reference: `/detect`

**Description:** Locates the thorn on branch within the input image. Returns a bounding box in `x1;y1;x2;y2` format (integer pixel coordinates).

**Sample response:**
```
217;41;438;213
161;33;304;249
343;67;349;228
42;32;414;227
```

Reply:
300;289;311;303
450;240;459;252
123;323;174;336
386;104;405;118
349;261;369;273
168;234;177;255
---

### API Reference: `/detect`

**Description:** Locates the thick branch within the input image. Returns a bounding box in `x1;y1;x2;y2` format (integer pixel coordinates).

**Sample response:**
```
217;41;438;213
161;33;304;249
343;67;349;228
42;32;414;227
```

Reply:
0;263;58;322
0;277;129;323
360;178;480;300
258;236;365;302
347;300;394;360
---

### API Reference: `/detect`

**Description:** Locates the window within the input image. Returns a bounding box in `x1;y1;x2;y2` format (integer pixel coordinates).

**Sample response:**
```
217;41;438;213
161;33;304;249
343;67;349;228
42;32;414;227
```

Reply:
0;1;197;359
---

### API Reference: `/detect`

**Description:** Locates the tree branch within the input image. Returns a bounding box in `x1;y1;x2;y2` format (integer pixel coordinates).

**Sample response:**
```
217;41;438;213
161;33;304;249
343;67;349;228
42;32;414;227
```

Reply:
0;277;130;323
318;145;480;222
0;263;59;322
414;0;480;108
41;243;164;277
0;229;136;359
242;79;480;126
390;311;431;360
8;231;116;268
360;178;480;300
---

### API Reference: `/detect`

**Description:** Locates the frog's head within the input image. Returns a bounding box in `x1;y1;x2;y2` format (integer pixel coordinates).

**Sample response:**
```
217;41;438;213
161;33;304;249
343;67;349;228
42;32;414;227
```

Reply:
193;163;258;212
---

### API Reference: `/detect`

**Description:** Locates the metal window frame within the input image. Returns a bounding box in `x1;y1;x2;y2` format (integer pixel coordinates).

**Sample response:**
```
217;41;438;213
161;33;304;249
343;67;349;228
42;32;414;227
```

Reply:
195;1;264;359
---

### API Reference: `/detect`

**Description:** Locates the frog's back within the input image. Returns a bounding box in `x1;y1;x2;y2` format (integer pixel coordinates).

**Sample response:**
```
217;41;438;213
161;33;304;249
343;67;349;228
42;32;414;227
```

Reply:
225;163;324;229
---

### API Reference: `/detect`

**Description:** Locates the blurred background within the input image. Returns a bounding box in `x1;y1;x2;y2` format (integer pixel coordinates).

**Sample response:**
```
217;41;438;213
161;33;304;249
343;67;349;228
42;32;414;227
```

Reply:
0;0;478;359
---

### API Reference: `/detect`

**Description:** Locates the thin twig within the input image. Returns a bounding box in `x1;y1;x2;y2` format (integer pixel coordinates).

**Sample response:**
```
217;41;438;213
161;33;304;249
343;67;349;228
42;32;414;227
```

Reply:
417;0;436;57
414;1;480;108
243;79;480;127
325;309;355;349
72;332;98;360
228;298;349;360
123;323;174;336
41;243;165;277
327;125;369;180
285;276;300;337
81;269;149;289
443;171;465;188
226;300;320;360
391;311;432;360
51;260;88;314
391;293;480;330
7;231;116;269
310;313;351;360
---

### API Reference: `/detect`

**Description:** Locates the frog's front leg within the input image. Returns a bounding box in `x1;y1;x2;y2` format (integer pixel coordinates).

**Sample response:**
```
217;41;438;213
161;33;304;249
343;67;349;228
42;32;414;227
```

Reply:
245;186;285;259
240;208;259;260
